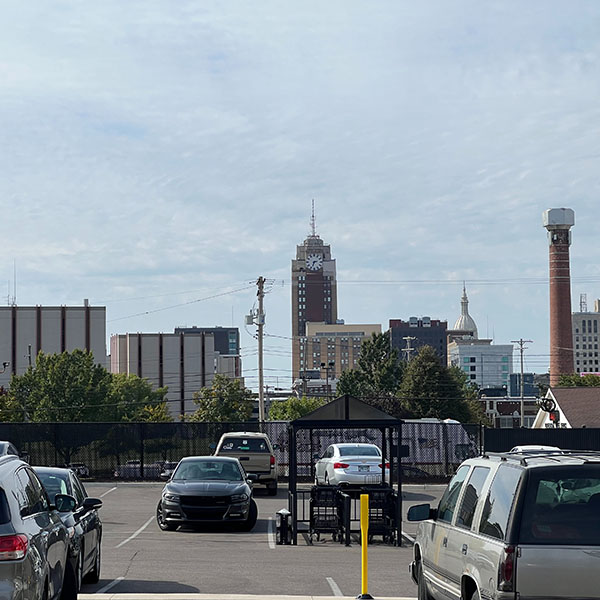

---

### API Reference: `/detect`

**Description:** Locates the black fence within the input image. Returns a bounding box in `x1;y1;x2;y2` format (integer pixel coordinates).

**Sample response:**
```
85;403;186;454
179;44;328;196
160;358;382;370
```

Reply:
483;427;600;452
0;420;483;482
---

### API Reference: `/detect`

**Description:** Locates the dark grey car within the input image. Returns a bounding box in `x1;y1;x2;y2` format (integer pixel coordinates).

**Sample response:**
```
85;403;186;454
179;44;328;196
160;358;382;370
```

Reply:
34;467;103;592
156;456;257;531
0;455;73;599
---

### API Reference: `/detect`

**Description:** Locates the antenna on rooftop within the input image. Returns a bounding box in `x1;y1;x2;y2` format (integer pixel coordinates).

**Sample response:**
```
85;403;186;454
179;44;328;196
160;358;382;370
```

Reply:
580;293;588;313
310;199;317;237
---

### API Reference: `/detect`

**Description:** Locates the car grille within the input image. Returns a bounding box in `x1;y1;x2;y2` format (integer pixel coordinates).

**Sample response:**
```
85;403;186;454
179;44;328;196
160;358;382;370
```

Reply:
181;495;231;507
181;506;228;520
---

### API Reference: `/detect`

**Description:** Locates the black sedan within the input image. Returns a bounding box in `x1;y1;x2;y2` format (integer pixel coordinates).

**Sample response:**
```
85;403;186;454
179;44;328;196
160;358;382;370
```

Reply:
157;456;257;531
34;466;103;592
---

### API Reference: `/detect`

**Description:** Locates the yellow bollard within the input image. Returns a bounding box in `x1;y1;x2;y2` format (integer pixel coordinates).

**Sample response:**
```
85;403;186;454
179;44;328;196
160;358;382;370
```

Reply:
357;493;374;599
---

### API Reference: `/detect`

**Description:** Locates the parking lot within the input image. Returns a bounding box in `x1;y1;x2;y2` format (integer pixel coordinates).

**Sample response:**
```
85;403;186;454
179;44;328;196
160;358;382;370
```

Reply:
77;481;445;598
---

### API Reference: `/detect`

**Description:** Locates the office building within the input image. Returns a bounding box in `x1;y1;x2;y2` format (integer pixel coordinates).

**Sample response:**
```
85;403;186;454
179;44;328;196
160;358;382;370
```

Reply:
389;317;447;362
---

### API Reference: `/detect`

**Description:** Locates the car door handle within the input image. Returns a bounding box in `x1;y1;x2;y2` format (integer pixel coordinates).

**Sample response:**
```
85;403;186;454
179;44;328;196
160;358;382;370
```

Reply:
462;544;468;555
442;537;448;548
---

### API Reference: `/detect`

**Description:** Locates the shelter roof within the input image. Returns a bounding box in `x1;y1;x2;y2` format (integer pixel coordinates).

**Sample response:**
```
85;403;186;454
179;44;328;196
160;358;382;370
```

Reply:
293;395;399;424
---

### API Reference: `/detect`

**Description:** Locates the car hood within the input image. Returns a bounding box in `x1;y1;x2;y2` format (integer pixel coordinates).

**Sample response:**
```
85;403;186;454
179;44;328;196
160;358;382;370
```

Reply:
165;481;249;496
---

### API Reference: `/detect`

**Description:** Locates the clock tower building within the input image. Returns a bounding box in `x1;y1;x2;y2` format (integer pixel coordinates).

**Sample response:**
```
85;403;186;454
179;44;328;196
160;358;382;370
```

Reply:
292;211;338;380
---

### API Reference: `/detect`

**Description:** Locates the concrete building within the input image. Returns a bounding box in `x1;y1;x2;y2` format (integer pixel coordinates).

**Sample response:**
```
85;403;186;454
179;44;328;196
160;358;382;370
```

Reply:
292;208;338;380
174;326;241;378
446;286;513;388
0;302;107;389
571;301;600;374
389;317;447;363
543;208;575;385
110;328;242;419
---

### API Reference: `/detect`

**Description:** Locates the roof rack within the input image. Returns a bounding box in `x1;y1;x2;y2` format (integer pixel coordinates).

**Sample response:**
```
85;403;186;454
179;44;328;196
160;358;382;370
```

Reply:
482;449;600;466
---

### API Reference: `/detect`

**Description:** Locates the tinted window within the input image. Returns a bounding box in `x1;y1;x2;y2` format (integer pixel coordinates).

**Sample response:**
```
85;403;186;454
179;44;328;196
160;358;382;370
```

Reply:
0;489;10;524
438;465;470;523
456;466;490;529
36;472;69;504
16;469;49;516
479;465;522;540
219;438;270;453
71;476;86;505
173;460;243;481
520;465;600;545
337;446;380;457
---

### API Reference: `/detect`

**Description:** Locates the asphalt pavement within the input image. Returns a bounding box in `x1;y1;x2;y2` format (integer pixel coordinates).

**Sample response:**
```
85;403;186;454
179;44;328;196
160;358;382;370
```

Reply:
78;481;446;599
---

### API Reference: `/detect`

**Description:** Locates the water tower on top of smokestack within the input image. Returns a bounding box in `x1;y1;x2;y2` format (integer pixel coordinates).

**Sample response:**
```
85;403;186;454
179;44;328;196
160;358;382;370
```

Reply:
543;208;575;386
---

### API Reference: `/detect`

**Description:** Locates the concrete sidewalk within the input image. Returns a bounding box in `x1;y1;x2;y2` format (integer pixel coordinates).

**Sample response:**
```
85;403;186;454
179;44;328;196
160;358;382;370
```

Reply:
80;595;416;600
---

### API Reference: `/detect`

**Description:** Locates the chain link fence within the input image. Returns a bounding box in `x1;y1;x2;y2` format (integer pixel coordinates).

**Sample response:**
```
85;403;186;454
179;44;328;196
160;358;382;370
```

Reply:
0;420;483;482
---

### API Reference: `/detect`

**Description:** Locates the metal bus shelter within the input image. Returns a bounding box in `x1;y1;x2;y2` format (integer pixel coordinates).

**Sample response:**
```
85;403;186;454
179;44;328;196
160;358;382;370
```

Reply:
286;395;403;545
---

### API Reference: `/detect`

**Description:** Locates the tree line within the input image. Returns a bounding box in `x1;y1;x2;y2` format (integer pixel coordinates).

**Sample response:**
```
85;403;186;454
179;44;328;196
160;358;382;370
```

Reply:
0;333;490;423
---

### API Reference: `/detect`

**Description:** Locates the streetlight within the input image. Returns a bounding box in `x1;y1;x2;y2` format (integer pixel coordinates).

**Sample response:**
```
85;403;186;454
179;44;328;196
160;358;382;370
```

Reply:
320;361;335;399
0;362;9;373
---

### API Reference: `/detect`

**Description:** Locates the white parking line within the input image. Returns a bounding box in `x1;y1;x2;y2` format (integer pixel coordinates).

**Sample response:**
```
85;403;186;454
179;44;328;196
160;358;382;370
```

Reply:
115;516;154;548
100;487;117;498
326;576;343;596
267;517;276;549
96;576;124;594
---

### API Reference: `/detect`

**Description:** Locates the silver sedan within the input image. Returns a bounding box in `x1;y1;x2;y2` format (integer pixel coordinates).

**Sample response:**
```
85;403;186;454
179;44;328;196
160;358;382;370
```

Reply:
314;443;390;486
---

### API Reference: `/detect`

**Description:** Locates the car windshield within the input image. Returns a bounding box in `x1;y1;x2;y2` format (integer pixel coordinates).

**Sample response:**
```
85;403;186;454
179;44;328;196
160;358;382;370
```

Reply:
337;446;380;457
519;465;600;546
219;437;270;453
36;472;70;503
173;460;243;481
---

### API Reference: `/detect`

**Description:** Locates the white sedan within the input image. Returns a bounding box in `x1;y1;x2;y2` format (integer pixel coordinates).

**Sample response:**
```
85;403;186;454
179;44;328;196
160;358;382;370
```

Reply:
314;443;390;486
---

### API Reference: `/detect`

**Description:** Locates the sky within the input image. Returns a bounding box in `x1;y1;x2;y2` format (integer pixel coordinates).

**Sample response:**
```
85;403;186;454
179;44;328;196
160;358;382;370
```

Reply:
1;1;600;391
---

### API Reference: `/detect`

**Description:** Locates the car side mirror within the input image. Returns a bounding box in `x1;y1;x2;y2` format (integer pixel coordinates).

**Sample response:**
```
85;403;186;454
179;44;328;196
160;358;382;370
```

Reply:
407;503;435;522
55;493;77;513
81;497;103;512
247;473;258;482
273;443;279;450
160;472;170;481
313;453;321;460
209;442;217;450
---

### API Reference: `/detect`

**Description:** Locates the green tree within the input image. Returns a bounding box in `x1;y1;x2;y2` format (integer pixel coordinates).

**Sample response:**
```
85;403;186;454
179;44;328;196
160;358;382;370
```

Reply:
108;373;171;422
337;332;403;396
559;373;600;387
399;346;484;422
337;332;405;417
7;350;113;422
268;395;328;420
190;374;254;422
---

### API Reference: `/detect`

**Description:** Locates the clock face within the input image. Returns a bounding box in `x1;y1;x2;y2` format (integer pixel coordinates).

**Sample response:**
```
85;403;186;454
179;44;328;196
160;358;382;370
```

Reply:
306;253;323;271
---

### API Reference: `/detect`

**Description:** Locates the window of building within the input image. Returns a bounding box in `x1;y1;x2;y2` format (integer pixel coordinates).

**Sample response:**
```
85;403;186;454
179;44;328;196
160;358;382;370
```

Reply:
470;374;476;380
470;366;476;372
470;357;476;363
595;321;598;334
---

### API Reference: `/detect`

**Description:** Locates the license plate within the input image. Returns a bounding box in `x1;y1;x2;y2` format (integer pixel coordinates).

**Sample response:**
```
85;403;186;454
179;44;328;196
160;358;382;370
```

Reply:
358;465;370;472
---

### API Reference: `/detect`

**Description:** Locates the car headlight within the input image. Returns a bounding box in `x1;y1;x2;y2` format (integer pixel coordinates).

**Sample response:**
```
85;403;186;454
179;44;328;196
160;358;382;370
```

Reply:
231;493;249;503
163;493;180;502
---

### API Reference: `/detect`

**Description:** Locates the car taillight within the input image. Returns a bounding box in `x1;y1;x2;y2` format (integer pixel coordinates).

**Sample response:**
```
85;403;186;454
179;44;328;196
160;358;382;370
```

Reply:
333;462;349;469
497;545;515;592
270;455;275;466
378;462;391;469
0;534;28;560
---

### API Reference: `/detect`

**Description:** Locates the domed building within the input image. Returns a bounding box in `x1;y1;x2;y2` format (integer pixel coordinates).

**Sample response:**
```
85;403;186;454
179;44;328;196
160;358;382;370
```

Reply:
447;286;513;389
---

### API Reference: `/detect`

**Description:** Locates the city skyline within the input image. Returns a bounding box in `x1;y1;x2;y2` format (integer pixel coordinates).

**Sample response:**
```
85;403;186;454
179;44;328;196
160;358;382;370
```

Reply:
1;2;600;390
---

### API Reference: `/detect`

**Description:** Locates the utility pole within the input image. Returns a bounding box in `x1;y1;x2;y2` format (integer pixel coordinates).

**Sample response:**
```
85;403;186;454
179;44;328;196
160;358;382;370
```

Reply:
257;277;265;425
402;336;417;362
511;338;533;427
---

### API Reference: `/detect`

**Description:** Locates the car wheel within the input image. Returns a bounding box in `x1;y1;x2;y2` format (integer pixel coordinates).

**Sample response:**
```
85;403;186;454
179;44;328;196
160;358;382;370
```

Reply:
240;499;258;531
314;473;319;486
156;502;177;531
417;561;433;600
324;472;330;486
83;540;101;584
267;482;277;496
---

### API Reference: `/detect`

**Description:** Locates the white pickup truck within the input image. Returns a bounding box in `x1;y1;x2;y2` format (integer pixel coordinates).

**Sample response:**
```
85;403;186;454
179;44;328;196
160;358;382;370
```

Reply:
408;449;600;600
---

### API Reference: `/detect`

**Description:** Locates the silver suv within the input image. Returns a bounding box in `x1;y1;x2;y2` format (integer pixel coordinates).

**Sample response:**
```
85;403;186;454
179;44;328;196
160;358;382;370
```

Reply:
408;449;600;600
0;455;75;599
214;432;278;495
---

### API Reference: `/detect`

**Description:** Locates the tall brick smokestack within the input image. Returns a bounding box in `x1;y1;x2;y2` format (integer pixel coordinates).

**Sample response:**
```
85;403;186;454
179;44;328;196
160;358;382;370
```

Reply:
543;208;575;386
